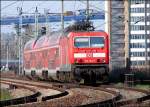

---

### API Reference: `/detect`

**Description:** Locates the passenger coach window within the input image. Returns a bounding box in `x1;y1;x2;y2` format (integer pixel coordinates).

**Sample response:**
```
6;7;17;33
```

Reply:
90;37;104;48
74;37;104;48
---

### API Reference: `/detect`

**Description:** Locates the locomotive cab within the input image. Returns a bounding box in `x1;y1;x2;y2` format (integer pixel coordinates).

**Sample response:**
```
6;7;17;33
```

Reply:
70;32;109;83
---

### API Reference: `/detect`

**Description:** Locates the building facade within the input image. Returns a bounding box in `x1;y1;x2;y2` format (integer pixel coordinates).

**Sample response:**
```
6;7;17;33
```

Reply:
129;0;150;69
106;0;150;72
106;0;126;70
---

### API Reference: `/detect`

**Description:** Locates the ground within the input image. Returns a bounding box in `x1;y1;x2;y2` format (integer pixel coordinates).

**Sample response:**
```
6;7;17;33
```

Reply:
0;89;12;100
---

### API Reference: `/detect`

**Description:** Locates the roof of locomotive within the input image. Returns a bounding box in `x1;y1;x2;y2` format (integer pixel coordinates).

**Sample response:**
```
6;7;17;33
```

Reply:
24;30;108;51
24;21;108;51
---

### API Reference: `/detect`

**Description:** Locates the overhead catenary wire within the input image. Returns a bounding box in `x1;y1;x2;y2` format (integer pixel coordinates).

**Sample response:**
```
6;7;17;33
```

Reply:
24;1;47;14
61;0;64;30
94;18;125;35
18;0;24;8
79;0;129;35
79;0;125;21
77;0;125;32
79;0;105;14
95;17;125;30
1;1;19;10
21;0;24;8
74;0;77;12
1;1;126;33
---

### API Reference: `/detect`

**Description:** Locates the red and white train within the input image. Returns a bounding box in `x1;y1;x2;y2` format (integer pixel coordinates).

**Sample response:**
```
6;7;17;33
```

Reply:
24;23;109;83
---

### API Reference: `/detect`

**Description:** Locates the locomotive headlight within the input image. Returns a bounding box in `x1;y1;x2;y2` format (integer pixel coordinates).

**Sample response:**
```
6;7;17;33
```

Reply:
93;53;105;57
74;53;86;58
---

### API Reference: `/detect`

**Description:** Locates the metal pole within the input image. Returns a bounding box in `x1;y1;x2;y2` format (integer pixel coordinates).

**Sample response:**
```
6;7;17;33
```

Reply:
86;0;89;21
144;0;148;71
128;0;131;71
6;40;9;70
18;25;21;75
35;7;38;37
21;22;24;75
45;9;49;34
61;0;64;30
17;7;22;75
20;8;23;75
147;1;150;73
60;0;63;67
148;0;150;72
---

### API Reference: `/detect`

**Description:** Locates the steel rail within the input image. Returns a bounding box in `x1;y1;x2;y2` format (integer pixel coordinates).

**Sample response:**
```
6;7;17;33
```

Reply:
101;85;150;106
0;81;41;107
0;79;68;106
1;78;149;107
0;78;120;107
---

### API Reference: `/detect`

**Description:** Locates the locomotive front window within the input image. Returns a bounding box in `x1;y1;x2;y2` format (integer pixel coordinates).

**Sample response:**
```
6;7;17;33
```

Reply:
90;37;104;48
74;37;104;48
74;37;89;48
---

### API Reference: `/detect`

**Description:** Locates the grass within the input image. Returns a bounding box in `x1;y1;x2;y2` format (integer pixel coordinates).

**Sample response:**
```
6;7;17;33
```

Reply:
0;89;12;101
114;82;150;90
135;84;150;90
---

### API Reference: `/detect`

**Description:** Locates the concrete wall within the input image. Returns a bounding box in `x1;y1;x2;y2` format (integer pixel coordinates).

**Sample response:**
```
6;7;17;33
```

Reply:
108;0;126;70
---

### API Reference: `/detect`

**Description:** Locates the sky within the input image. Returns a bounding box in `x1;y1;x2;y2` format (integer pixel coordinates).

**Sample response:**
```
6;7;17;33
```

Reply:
1;1;105;33
1;1;105;17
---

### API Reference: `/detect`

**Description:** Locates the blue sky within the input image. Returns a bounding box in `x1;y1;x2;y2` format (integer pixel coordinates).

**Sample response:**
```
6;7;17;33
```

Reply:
1;1;104;17
1;1;105;33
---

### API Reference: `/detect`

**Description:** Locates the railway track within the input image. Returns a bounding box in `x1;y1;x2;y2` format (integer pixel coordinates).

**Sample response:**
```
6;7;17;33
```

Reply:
0;76;150;107
0;78;120;107
0;78;68;107
101;85;150;107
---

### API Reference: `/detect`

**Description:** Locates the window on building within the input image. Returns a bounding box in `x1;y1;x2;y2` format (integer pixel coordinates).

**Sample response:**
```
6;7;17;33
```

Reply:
131;61;145;66
147;43;150;48
148;52;150;57
131;25;145;30
130;34;145;39
130;43;145;48
130;16;145;22
131;61;138;66
130;8;145;13
130;52;145;57
138;61;145;65
131;0;145;4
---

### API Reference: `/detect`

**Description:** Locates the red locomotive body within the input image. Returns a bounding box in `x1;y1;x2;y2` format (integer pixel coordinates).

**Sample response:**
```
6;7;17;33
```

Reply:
24;31;109;83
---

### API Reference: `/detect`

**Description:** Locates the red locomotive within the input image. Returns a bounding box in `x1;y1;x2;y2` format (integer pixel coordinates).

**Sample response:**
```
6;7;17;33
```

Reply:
24;22;109;83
